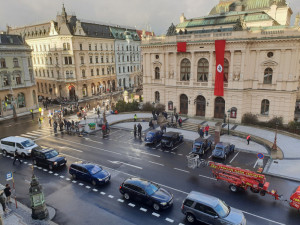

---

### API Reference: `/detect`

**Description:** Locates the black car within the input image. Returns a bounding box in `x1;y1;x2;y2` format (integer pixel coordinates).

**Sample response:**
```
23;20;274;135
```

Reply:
161;132;183;149
212;142;235;160
191;138;212;155
119;177;173;211
31;148;67;170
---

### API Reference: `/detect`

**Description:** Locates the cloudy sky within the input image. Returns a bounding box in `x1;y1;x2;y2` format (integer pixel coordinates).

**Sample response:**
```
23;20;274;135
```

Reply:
1;0;299;35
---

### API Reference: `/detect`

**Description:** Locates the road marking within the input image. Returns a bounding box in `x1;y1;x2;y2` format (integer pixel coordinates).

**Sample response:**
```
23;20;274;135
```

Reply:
178;154;183;156
49;171;53;174
79;183;84;186
139;151;160;157
28;163;32;166
34;135;51;141
66;178;71;181
54;173;58;176
86;186;91;189
199;174;217;181
171;152;176;155
179;223;185;225
37;167;42;169
149;161;164;166
26;132;42;136
84;139;103;145
108;195;114;198
128;203;135;207
171;142;184;151
253;159;260;168
43;169;48;172
59;146;83;153
23;162;28;164
208;154;212;159
152;212;160;217
165;218;174;223
108;160;143;170
72;181;77;183
118;199;124;203
174;168;190;173
140;207;147;212
242;211;285;225
100;192;105;195
21;134;37;138
93;189;98;192
230;152;240;163
60;176;64;179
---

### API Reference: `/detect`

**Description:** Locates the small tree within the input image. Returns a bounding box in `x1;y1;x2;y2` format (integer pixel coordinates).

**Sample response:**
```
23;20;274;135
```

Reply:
241;113;258;125
155;103;166;113
142;102;155;112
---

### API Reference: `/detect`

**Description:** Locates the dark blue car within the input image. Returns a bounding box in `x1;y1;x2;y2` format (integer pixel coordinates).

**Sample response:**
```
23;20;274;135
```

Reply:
212;142;235;160
191;138;212;155
144;130;163;144
69;161;111;186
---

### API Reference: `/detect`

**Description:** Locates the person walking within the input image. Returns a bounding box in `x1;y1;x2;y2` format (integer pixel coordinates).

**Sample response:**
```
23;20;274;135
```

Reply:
38;117;42;128
49;117;52;127
133;124;137;138
4;184;11;204
30;109;34;120
205;124;210;136
0;190;7;213
149;119;154;129
178;117;182;127
137;123;142;138
175;113;179;123
102;124;106;138
247;135;251;145
13;150;22;165
197;125;201;136
163;124;167;133
199;127;204;138
134;114;137;122
53;121;58;133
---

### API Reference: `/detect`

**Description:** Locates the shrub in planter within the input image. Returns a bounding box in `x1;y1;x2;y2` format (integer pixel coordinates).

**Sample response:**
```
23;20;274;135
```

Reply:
155;103;166;113
142;102;155;112
241;113;258;125
115;100;139;112
266;117;283;129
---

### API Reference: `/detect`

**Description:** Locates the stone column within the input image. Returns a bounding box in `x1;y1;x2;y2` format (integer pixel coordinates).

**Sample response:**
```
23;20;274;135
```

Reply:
165;52;169;84
229;50;234;81
174;52;177;80
254;50;260;80
190;51;195;86
240;50;246;80
278;49;285;81
208;51;214;86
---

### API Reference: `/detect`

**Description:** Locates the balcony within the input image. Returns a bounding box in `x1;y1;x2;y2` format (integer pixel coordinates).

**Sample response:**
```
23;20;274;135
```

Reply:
176;81;190;86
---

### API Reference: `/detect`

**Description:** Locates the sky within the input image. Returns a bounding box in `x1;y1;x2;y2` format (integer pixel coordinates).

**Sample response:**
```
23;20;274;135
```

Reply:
0;0;299;35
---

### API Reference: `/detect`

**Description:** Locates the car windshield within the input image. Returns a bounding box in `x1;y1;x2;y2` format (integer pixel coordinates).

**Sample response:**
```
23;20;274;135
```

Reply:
215;147;224;153
145;183;159;195
146;133;154;138
194;143;202;149
44;150;59;159
88;165;102;175
214;200;230;218
21;140;35;148
162;136;172;140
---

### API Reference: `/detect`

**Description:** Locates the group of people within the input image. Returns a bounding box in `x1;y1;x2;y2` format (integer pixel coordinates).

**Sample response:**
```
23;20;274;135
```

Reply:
53;119;79;134
0;184;12;214
133;123;143;138
197;124;210;138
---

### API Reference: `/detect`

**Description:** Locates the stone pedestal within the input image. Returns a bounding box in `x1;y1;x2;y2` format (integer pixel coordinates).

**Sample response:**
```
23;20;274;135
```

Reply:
214;122;222;144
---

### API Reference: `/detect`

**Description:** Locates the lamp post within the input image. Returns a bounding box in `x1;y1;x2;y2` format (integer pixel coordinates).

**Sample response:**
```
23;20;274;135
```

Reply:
272;121;279;151
227;109;231;135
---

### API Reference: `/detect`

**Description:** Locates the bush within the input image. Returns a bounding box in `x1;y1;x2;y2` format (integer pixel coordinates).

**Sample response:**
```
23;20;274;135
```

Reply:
155;103;166;113
266;117;283;129
115;100;139;112
142;102;155;112
241;113;258;125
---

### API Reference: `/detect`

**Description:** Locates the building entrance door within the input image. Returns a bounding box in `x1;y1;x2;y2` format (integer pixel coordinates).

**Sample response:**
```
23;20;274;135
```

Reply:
180;94;188;115
69;86;76;100
196;95;206;116
214;97;225;119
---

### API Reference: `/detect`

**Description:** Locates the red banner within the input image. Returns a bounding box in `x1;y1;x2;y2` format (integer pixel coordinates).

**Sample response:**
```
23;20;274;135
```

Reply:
177;42;186;52
214;40;226;96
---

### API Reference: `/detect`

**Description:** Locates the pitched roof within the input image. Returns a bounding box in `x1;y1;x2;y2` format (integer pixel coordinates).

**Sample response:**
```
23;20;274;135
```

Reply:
0;34;24;45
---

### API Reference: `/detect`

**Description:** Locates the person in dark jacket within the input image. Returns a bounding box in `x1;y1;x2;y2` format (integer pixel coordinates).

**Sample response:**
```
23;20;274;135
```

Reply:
175;113;179;123
133;124;137;138
4;184;11;204
0;190;7;212
137;123;142;138
13;150;22;165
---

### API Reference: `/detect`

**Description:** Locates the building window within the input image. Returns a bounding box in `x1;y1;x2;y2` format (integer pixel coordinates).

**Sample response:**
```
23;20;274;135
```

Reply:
56;57;58;65
80;56;84;64
264;68;273;84
155;67;160;79
45;83;48;94
17;93;26;108
101;56;104;63
155;55;159;59
102;68;105;75
267;52;273;58
96;56;99;63
67;43;70;50
63;43;67;50
119;67;121;73
79;43;83;51
90;56;93;64
197;58;209;82
51;70;54;78
91;69;94;76
97;68;99;75
49;57;52;65
180;58;191;81
64;57;72;65
70;70;73;78
3;94;13;111
82;70;86;77
95;44;97;51
155;91;160;103
47;70;50;77
13;58;19;67
89;44;91;51
123;67;125;73
3;75;9;86
112;67;114;74
224;58;229;83
16;74;21;85
107;68;110;74
261;99;270;115
111;56;114;62
37;82;40;92
82;84;88;97
106;56;109;63
66;71;70;78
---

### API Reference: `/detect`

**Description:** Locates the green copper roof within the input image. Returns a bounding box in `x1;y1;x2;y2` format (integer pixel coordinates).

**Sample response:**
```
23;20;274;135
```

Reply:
109;27;140;41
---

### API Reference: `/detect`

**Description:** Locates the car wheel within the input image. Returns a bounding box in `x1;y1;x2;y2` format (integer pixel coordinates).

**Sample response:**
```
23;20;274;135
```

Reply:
250;187;260;193
153;203;160;211
92;180;97;186
21;152;26;158
2;150;7;156
49;164;53;170
186;213;195;223
229;184;238;193
33;159;37;165
72;174;77;180
124;193;130;200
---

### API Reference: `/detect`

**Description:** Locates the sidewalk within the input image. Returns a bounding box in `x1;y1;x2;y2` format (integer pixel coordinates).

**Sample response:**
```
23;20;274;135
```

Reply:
0;185;56;225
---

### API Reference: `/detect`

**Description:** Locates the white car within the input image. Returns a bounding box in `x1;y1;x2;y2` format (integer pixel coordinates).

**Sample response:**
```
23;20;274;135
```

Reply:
0;136;38;157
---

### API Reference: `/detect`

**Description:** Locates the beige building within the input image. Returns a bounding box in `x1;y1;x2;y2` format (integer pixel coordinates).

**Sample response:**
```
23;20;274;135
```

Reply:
7;5;117;100
141;0;300;124
0;34;38;117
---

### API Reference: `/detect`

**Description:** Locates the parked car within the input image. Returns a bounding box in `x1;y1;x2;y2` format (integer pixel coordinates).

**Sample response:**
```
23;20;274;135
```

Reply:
119;177;173;211
31;148;67;170
69;161;111;186
182;191;246;225
212;142;235;160
191;138;212;155
0;136;38;157
161;132;183;149
144;130;163;145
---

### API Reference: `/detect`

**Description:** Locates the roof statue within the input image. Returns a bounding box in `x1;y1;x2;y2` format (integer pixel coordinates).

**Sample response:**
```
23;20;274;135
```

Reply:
166;23;176;36
233;17;245;31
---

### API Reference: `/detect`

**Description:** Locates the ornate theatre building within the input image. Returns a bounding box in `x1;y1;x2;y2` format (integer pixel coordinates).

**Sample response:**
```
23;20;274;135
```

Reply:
141;0;300;124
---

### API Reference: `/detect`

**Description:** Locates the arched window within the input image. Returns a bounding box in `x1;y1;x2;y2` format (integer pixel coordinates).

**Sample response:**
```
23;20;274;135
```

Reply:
37;82;40;92
3;94;13;111
70;70;73;77
180;58;191;81
155;67;160;79
15;74;21;85
224;58;229;83
0;58;6;68
41;83;44;93
261;99;270;115
63;43;67;50
82;69;86;77
91;83;95;95
119;79;122;87
155;91;160;103
197;58;209;82
97;68;99;75
13;58;19;67
66;70;69;78
82;84;88;97
17;93;26;108
45;83;48;94
264;68;273;84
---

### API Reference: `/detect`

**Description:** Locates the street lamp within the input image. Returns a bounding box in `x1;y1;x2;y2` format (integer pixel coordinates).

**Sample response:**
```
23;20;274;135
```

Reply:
272;121;279;151
227;108;231;135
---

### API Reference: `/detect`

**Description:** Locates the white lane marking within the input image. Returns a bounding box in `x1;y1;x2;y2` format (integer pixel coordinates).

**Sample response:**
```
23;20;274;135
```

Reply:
253;159;259;168
148;161;164;166
108;160;143;170
72;181;77;183
208;154;212;159
230;152;240;164
118;199;124;203
43;169;48;172
165;218;174;223
26;132;42;136
21;134;37;138
128;203;135;207
59;146;83;153
60;176;64;179
86;186;91;189
174;168;190;173
79;183;84;186
165;151;169;153
34;135;51;141
100;192;105;195
199;174;217;181
93;189;98;192
152;212;160;217
179;223;185;225
49;171;53;174
66;178;71;181
38;167;42;170
31;130;48;135
171;142;184;151
28;163;32;166
84;139;103;145
132;148;160;158
242;211;285;225
171;152;176;155
23;162;28;164
54;173;58;176
177;154;183;156
108;195;114;198
140;207;147;212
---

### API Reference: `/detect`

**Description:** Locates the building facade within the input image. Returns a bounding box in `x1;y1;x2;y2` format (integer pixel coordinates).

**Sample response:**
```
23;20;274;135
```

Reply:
141;0;300;124
0;34;38;117
7;5;117;100
110;27;141;89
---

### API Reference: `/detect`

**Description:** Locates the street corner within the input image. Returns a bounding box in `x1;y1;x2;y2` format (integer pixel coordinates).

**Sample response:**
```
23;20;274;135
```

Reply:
264;159;300;182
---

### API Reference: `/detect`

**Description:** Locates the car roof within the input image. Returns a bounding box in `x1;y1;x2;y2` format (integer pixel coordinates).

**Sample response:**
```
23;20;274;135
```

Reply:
147;130;160;134
216;142;229;146
194;138;205;143
71;161;98;168
36;148;56;153
187;191;219;208
162;132;179;137
1;136;32;143
124;177;152;188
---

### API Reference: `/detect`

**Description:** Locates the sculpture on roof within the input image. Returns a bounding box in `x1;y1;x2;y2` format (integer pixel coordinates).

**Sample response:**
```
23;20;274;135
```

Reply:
233;17;245;31
166;23;176;36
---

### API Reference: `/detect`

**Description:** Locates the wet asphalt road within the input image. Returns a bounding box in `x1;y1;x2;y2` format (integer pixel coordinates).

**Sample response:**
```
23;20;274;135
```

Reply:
0;118;300;225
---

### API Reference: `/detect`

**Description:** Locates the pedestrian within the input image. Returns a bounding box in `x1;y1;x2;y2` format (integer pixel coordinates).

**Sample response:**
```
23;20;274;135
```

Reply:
59;121;64;131
152;110;155;118
160;125;164;133
38;117;42;128
171;114;174;123
49;117;52;127
164;111;168;120
134;114;137;122
201;127;205;138
0;190;6;213
53;121;58;133
102;124;106;138
30;109;34;120
247;135;251;145
105;121;110;133
13;150;22;165
137;123;142;138
149;119;153;129
197;125;201;136
175;113;179;123
133;124;137;138
4;184;11;204
205;124;209;136
163;124;167;133
97;108;100;118
178;117;182;127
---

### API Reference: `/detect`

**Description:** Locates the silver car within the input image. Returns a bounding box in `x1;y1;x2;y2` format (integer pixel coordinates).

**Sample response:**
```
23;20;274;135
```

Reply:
182;191;246;225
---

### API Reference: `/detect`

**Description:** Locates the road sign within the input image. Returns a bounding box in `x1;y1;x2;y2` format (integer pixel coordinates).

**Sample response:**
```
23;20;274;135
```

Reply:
6;172;13;181
257;153;264;159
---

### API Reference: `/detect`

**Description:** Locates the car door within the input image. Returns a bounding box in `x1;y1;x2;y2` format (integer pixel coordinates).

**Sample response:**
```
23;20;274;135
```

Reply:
201;205;221;225
81;167;91;182
16;143;25;155
39;153;47;166
133;186;148;203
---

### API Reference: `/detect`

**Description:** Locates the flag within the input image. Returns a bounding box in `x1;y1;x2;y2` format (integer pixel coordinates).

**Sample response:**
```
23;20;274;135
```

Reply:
177;42;187;52
214;40;226;96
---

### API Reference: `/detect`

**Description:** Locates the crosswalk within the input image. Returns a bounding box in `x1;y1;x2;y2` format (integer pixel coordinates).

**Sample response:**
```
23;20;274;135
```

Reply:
20;127;54;140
